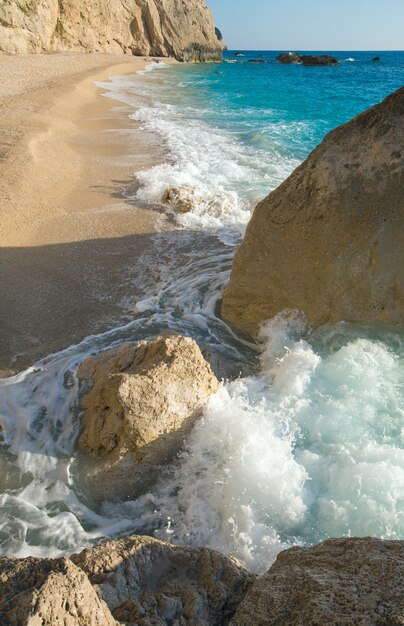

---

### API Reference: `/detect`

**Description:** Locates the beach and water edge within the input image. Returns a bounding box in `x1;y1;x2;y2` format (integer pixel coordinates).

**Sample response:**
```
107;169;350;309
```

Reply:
0;53;176;375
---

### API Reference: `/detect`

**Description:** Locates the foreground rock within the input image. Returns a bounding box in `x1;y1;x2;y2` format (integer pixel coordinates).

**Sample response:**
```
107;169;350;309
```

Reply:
222;87;404;336
72;536;255;625
0;0;224;61
0;557;116;626
0;535;254;626
77;335;219;501
276;52;338;65
230;538;404;625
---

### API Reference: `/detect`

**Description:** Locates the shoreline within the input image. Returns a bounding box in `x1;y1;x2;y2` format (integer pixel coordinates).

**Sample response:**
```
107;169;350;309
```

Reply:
0;53;175;375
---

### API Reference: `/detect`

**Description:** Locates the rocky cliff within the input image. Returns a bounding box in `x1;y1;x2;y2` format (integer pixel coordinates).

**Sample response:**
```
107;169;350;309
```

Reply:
0;0;225;60
222;87;404;336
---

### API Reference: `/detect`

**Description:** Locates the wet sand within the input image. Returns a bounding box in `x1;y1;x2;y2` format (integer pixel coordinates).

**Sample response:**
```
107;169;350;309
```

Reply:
0;53;174;374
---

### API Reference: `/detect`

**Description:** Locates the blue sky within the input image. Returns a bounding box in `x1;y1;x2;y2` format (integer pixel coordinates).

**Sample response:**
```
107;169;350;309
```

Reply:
208;0;404;51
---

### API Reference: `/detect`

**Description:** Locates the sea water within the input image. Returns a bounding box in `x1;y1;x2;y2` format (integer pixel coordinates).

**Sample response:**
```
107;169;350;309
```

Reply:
0;51;403;572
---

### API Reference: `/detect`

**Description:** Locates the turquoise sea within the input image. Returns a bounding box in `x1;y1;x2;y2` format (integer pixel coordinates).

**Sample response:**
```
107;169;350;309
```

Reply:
0;51;403;572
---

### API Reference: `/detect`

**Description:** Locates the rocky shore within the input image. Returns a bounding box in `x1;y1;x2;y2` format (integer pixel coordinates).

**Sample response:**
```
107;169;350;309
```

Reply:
0;5;403;620
1;536;402;624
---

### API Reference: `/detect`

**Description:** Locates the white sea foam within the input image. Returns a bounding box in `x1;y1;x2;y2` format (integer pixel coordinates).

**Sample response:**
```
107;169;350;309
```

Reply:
101;314;404;571
98;69;299;239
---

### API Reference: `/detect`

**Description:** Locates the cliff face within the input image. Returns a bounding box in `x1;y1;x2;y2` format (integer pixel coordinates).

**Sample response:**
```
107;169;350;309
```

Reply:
222;87;404;336
0;0;224;60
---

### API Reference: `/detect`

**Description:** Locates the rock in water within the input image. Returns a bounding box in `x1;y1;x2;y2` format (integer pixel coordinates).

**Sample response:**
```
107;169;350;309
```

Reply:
230;538;404;625
0;557;116;626
276;52;301;64
77;335;219;501
276;53;338;65
222;87;404;336
161;186;195;213
0;0;224;60
300;54;338;65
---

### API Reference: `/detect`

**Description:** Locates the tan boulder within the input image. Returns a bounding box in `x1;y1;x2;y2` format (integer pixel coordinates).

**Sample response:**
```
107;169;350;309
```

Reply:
230;537;404;625
0;0;225;60
76;335;219;501
222;87;404;336
72;534;255;625
0;556;117;626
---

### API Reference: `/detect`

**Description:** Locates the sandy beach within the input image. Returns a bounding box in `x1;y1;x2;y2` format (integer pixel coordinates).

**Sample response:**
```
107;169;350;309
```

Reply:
0;52;174;375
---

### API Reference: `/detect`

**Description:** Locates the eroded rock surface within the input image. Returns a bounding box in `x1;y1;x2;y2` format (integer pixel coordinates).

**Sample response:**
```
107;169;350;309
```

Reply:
0;557;117;626
0;0;224;60
0;535;254;626
77;335;219;501
230;538;404;625
72;535;255;626
222;87;404;336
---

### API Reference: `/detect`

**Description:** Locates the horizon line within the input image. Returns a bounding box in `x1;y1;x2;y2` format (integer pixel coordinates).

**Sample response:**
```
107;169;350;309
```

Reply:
225;48;404;53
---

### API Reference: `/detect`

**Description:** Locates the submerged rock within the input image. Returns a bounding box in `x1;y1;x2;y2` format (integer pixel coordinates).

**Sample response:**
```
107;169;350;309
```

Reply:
222;87;404;336
230;538;404;625
0;0;225;61
77;335;219;501
0;535;254;626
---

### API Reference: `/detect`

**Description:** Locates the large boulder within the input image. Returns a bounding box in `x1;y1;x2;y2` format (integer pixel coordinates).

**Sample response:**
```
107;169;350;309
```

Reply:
0;0;225;60
230;538;404;625
0;557;116;626
72;535;255;625
222;87;404;336
77;335;219;501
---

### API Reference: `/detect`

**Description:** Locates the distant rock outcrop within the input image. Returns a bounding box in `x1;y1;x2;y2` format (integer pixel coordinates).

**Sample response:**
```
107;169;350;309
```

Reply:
230;538;404;625
77;335;219;501
0;0;225;61
276;52;338;65
222;87;404;336
300;54;338;65
0;535;254;626
276;52;300;64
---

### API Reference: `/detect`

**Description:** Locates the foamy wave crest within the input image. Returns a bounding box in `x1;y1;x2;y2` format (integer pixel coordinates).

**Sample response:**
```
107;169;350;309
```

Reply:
129;102;298;237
